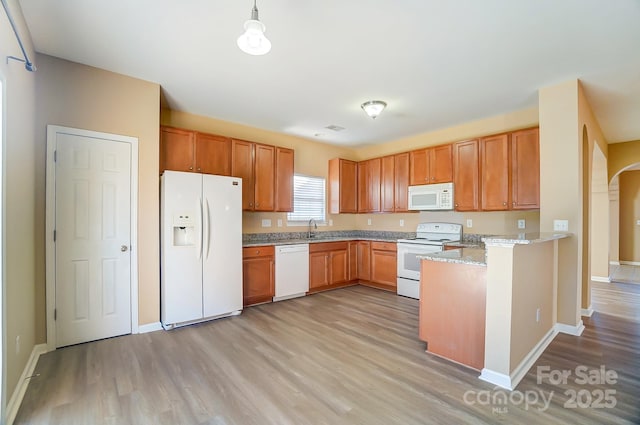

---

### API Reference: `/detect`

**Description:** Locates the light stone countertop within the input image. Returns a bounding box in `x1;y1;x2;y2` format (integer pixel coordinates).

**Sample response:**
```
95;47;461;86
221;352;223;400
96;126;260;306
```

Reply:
482;232;571;246
242;236;399;247
418;247;487;266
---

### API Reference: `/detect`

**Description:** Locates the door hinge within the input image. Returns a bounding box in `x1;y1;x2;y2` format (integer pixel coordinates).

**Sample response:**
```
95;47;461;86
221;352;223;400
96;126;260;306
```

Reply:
54;308;57;320
54;150;57;162
53;229;56;242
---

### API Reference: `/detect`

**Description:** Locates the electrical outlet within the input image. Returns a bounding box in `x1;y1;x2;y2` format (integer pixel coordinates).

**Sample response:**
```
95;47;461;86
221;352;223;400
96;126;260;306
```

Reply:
637;220;640;226
261;219;271;228
399;219;404;227
277;219;283;227
466;219;473;228
16;335;20;355
553;219;569;231
329;219;333;226
367;218;372;226
536;308;541;323
518;219;526;229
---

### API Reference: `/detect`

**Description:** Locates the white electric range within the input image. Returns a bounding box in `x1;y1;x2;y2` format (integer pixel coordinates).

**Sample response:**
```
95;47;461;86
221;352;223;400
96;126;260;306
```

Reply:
396;222;463;299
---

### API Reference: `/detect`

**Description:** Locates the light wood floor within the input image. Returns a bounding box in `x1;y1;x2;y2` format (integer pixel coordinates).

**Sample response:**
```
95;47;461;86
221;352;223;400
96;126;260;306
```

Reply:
15;286;640;425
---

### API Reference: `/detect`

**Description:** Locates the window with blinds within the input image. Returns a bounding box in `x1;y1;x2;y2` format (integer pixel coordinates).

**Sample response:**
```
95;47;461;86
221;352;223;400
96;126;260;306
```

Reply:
287;174;326;223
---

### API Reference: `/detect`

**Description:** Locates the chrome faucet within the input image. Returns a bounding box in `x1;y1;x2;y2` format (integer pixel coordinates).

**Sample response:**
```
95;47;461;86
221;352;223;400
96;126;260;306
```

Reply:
308;218;318;239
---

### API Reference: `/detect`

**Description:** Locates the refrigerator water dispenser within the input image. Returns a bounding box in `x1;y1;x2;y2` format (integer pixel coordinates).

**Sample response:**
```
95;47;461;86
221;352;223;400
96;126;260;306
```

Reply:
172;213;195;246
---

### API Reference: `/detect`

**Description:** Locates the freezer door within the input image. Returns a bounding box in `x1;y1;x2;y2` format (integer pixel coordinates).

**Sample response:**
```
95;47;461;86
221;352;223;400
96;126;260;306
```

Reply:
161;171;204;325
202;174;243;317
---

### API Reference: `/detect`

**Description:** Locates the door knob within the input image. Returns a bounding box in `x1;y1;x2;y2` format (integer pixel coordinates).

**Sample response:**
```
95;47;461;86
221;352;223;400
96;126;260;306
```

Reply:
121;245;129;252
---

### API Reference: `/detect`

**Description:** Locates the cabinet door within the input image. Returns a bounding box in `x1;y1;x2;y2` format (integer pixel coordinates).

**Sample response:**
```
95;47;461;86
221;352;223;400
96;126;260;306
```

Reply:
453;140;480;211
195;133;231;175
511;128;540;210
254;144;275;211
371;248;397;288
394;152;410;212
348;241;358;282
242;252;274;306
231;139;255;210
480;134;510;211
309;252;329;289
160;126;195;173
357;241;371;281
275;147;294;212
381;155;395;212
430;144;453;183
357;161;368;213
367;158;381;213
409;149;429;186
329;158;357;214
329;250;348;285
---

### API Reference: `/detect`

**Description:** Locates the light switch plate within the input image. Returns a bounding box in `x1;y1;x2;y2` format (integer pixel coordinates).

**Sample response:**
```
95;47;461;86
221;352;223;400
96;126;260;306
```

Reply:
518;219;526;229
466;219;473;228
399;219;405;227
553;219;569;231
277;219;283;227
367;219;372;226
329;219;333;226
261;219;271;228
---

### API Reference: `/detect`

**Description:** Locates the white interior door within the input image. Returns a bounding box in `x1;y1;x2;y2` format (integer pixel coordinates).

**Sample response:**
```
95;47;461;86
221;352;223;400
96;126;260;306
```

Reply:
55;132;132;347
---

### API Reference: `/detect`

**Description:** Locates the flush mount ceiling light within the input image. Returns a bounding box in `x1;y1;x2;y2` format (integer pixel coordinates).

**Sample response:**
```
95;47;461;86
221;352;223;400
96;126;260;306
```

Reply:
361;100;387;119
237;0;271;56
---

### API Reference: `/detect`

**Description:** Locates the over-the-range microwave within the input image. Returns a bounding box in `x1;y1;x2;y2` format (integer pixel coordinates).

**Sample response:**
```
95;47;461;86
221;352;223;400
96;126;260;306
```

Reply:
408;182;454;211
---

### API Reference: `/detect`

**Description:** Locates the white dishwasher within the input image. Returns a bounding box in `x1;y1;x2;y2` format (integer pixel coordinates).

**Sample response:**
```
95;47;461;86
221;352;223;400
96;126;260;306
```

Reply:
274;244;309;302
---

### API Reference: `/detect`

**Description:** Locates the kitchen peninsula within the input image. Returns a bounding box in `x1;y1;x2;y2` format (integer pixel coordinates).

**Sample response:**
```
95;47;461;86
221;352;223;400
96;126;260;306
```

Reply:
419;232;570;390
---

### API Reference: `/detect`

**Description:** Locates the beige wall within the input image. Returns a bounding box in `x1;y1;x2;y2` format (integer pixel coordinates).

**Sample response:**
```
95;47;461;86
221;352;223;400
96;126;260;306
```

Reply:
619;171;640;262
35;54;161;328
1;0;38;408
608;140;640;182
590;145;610;278
609;176;620;263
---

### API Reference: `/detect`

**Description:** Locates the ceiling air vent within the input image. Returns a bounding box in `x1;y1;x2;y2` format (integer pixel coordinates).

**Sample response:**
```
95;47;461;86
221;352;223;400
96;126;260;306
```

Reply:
325;125;346;132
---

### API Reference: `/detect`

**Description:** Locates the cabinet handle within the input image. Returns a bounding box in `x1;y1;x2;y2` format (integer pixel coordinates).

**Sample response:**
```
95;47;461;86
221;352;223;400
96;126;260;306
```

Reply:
513;202;516;206
455;204;459;207
256;250;260;254
503;202;507;206
189;166;193;170
197;167;201;171
431;177;435;180
256;203;259;207
249;203;253;207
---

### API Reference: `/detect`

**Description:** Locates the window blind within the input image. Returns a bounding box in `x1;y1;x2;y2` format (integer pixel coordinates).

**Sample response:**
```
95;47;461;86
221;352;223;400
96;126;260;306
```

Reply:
287;174;326;223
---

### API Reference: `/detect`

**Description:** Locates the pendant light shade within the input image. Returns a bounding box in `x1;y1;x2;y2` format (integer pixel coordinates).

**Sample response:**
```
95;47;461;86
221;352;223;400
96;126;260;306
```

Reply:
237;0;271;55
361;100;387;119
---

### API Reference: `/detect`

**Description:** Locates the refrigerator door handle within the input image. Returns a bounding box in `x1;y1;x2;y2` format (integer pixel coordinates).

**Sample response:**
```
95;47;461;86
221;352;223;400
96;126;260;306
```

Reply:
197;198;203;260
204;198;211;259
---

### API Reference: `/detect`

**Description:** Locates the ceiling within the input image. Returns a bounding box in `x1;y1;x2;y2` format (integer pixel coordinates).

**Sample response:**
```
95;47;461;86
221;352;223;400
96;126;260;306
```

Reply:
17;0;640;147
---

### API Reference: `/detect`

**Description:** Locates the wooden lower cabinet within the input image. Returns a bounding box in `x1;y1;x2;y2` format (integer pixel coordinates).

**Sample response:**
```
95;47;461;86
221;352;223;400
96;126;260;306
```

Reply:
368;242;397;291
357;241;371;281
308;242;353;293
242;246;274;306
348;241;358;282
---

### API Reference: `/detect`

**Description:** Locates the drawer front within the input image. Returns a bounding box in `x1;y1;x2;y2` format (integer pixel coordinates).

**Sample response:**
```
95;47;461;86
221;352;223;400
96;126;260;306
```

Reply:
370;241;396;252
309;241;349;253
243;246;275;258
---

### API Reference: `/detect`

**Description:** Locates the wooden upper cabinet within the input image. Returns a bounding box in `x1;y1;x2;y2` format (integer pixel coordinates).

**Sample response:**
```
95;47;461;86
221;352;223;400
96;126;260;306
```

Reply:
381;155;395;213
253;144;275;211
231;139;255;210
160;126;195;173
430;144;453;183
328;158;357;214
511;128;540;210
195;132;231;175
409;144;453;185
357;161;368;213
453;140;480;211
367;158;381;213
480;134;510;211
275;147;294;212
394;152;410;212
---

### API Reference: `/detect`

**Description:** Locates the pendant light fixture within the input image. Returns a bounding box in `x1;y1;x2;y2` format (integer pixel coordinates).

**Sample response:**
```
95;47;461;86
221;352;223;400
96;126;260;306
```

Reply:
237;0;271;56
361;100;387;119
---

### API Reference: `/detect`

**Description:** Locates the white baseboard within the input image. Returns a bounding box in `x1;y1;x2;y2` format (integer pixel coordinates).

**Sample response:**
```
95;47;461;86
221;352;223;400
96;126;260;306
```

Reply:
581;306;594;317
620;261;640;266
479;326;557;391
555;320;585;336
591;275;610;283
138;321;163;334
6;343;48;425
609;261;620;266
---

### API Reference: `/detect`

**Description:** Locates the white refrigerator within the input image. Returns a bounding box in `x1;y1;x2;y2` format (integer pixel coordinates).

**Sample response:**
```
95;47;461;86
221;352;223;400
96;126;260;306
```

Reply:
161;171;243;329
